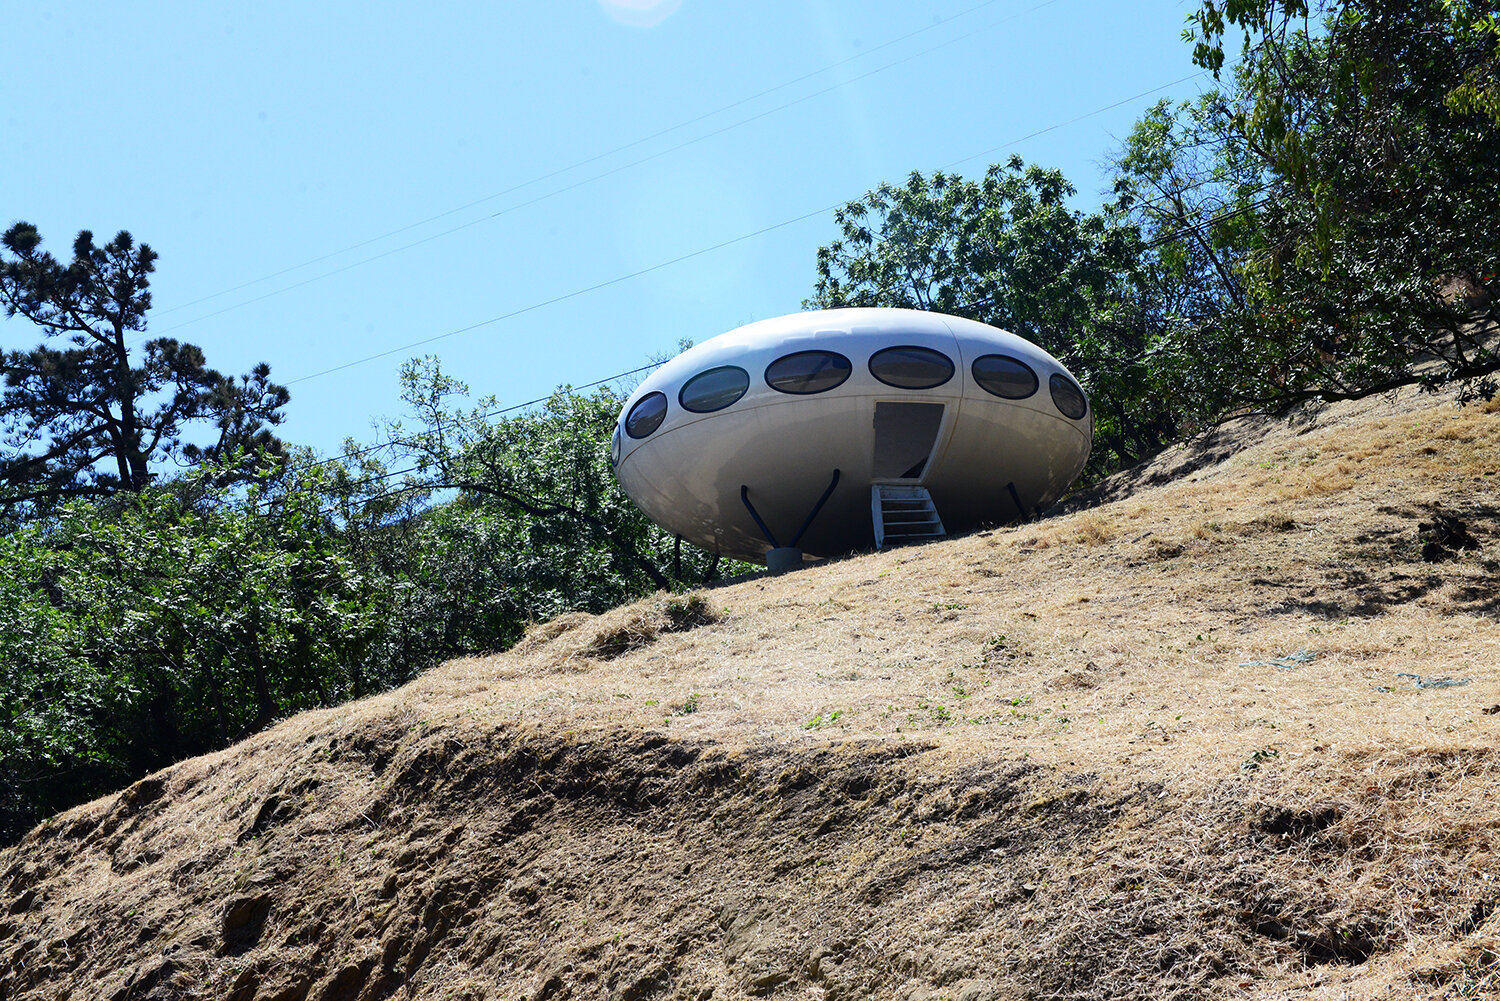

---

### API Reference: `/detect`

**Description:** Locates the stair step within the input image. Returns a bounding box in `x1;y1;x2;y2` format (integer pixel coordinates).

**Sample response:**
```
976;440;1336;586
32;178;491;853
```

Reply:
872;484;946;550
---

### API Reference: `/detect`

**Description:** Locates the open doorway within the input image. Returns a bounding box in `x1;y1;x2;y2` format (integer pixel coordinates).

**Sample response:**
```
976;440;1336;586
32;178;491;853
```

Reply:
872;402;945;480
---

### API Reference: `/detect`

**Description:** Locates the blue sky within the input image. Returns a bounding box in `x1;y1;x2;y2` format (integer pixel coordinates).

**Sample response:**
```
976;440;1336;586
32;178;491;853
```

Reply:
4;0;1212;460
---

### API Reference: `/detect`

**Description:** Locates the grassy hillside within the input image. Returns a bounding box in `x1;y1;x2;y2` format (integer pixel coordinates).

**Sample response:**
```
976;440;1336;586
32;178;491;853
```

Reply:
2;389;1498;1001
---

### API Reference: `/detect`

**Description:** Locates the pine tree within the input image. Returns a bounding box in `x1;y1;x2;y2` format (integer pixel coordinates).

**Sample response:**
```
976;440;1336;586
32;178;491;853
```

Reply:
0;222;290;516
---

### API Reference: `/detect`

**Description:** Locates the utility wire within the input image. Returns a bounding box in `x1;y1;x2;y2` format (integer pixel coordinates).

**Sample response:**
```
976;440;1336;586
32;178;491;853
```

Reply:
1141;195;1270;249
298;192;1279;514
283;208;832;385
254;360;666;513
277;71;1213;388
148;0;1068;339
152;0;1027;320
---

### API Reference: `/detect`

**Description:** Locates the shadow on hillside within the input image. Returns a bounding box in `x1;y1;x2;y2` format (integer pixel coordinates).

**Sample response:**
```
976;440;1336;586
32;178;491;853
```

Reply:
1269;565;1500;619
1273;501;1500;619
694;547;865;590
1451;573;1500;615
1280;569;1450;619
1054;405;1321;515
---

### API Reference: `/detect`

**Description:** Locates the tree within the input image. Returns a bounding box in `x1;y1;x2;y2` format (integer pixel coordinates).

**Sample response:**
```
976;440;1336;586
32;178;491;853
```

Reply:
0;545;118;842
393;357;730;616
0;456;409;845
1107;96;1265;331
810;157;1110;338
1102;95;1280;423
0;223;290;516
1183;0;1500;407
807;157;1180;475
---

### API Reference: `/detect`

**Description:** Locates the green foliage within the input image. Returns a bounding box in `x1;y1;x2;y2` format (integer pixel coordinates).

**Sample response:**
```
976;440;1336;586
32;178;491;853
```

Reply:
0;551;118;838
0;223;289;517
807;156;1180;476
1107;95;1265;325
0;355;746;845
0;461;407;844
392;357;734;606
1104;95;1279;423
813;2;1500;478
1183;0;1500;406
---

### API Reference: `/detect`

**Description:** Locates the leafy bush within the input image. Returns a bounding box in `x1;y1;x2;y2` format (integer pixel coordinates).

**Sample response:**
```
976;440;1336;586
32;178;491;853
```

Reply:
0;466;408;844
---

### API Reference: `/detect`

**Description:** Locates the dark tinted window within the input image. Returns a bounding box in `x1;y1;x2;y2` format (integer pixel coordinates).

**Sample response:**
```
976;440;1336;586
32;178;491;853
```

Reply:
679;366;750;413
1048;373;1088;419
868;346;954;390
765;350;853;394
971;354;1038;399
624;391;667;438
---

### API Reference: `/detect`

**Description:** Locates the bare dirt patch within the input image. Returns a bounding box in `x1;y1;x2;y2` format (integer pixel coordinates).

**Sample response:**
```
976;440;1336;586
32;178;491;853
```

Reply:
2;387;1498;1000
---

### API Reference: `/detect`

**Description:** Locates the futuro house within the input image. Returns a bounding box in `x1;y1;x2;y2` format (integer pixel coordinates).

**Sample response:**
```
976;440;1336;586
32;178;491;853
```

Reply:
612;308;1092;568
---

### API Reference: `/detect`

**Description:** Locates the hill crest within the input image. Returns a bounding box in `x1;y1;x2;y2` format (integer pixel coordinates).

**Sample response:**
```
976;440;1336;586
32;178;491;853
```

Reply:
3;389;1499;1001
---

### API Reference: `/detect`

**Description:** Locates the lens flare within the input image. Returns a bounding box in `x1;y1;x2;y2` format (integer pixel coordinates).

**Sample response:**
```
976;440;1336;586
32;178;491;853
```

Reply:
598;0;682;28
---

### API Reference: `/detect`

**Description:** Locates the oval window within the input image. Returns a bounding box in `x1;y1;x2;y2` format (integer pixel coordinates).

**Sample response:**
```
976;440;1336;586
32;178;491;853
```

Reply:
971;354;1039;400
765;350;853;395
679;366;750;413
1049;373;1088;420
624;391;667;439
868;346;955;390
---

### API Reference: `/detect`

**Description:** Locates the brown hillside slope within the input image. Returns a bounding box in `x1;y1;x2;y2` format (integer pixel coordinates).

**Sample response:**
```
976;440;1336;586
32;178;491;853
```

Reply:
3;392;1499;1001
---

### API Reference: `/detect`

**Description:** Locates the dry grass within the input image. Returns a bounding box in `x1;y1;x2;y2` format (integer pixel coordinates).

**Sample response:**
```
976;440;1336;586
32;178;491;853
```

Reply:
2;386;1499;1001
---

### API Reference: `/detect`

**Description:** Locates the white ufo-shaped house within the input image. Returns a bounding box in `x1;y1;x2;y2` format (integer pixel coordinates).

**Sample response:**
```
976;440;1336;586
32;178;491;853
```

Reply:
612;308;1092;567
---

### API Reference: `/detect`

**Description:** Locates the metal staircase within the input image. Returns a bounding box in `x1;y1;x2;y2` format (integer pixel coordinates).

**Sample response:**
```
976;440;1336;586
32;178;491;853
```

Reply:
872;484;946;550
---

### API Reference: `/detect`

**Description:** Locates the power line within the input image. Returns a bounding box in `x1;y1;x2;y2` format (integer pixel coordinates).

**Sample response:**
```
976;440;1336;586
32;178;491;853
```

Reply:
296;192;1279;512
940;70;1211;172
152;0;1025;320
259;360;665;513
283;208;832;385
149;0;1067;338
278;70;1213;388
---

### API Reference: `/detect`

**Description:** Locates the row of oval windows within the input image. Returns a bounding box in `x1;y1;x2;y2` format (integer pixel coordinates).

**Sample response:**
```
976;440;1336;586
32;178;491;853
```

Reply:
625;347;1088;439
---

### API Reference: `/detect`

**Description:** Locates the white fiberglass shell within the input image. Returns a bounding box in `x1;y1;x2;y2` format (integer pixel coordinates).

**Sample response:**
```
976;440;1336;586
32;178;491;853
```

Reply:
613;308;1092;563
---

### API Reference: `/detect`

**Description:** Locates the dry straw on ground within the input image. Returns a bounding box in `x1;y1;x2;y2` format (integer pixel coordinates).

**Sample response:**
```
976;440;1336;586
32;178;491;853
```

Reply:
2;388;1498;1001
